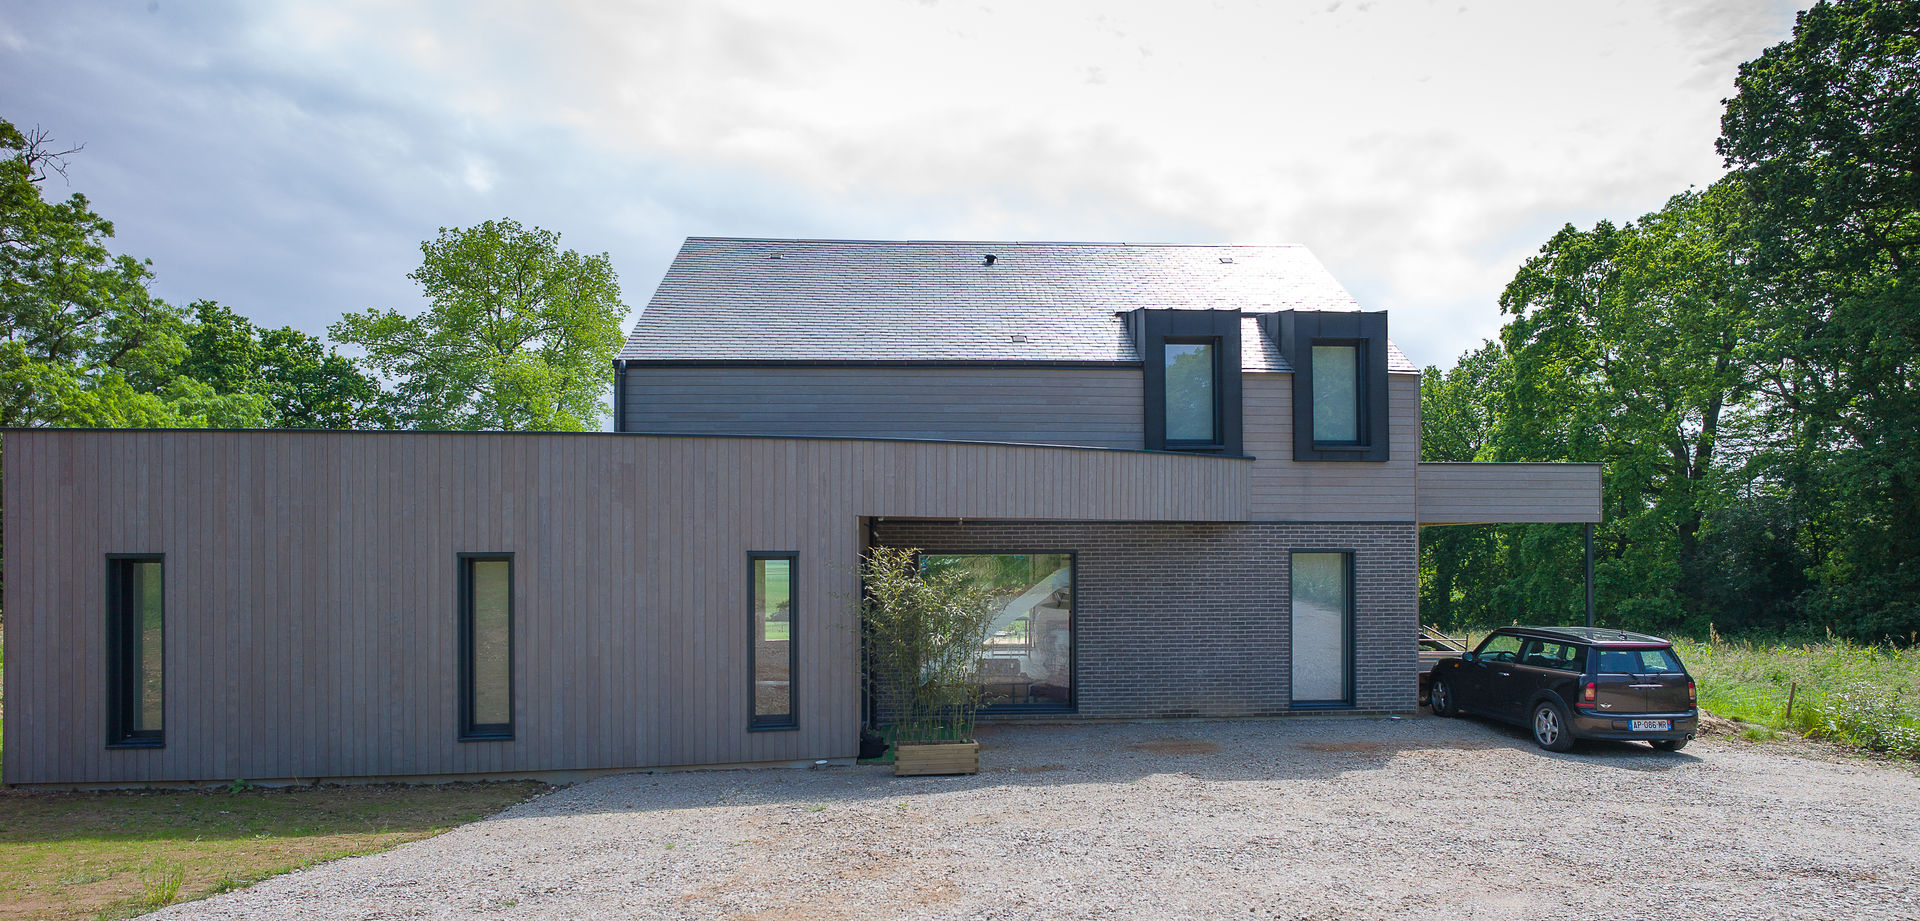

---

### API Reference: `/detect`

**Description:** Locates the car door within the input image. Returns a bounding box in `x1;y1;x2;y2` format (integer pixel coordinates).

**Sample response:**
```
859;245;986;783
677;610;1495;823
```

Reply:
1459;632;1525;719
1590;647;1647;715
1514;639;1581;720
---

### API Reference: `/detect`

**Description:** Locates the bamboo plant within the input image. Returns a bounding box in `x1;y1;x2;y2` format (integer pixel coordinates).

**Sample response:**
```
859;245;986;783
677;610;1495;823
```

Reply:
861;547;1000;745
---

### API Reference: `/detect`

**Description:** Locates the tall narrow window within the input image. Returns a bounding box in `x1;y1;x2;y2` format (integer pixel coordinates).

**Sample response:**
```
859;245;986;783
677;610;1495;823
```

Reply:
1164;339;1217;444
459;554;513;740
1311;343;1362;443
1290;551;1353;706
750;553;798;730
107;555;165;747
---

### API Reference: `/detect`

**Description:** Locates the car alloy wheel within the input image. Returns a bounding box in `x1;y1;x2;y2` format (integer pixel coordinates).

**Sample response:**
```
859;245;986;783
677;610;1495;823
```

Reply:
1430;679;1455;717
1532;701;1574;752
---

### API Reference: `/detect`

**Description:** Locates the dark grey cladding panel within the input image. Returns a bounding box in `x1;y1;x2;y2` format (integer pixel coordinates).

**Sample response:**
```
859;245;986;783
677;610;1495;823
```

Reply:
620;364;1148;449
1262;310;1392;463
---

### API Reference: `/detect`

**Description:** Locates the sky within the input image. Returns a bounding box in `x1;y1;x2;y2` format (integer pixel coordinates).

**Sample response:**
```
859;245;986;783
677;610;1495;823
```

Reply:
3;0;1805;371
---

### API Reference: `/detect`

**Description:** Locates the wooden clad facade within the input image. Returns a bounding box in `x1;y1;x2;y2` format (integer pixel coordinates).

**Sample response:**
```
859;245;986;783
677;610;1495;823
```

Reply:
1413;463;1605;525
1;430;1248;785
1242;371;1422;521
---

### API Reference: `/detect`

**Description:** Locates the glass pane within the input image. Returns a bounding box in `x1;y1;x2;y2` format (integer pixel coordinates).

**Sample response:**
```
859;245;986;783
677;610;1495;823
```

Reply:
1477;634;1523;662
920;553;1074;708
1312;344;1359;442
470;560;512;726
754;558;793;721
129;560;164;733
1290;553;1349;702
1164;341;1216;442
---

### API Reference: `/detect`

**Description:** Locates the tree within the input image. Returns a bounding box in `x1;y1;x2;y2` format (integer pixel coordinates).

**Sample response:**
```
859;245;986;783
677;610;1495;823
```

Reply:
1718;0;1920;637
330;219;627;431
181;301;391;429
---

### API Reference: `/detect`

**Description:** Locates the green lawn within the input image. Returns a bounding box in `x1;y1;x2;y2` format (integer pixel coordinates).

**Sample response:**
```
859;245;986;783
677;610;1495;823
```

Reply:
1673;634;1920;758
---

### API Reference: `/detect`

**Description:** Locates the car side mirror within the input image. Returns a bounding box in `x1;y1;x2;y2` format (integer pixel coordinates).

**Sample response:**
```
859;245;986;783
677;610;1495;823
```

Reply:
1462;651;1478;663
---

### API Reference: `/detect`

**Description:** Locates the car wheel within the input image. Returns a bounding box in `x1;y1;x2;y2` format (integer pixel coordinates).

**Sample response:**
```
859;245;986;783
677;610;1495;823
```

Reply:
1651;739;1688;753
1531;701;1575;752
1429;678;1458;717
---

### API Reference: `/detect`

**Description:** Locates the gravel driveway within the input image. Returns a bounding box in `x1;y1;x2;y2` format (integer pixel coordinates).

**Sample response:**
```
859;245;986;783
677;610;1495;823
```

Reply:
148;716;1920;921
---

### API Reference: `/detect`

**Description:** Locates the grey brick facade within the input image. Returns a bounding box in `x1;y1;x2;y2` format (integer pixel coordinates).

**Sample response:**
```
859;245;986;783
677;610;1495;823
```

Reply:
870;519;1419;718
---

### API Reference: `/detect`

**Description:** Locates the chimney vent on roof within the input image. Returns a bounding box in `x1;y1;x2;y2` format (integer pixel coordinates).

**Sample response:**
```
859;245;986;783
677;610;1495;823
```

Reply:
1219;256;1234;264
983;254;997;266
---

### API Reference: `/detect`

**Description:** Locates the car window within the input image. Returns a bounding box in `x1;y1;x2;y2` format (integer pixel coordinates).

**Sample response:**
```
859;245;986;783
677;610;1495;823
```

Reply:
1520;640;1582;671
1476;634;1523;663
1595;647;1684;674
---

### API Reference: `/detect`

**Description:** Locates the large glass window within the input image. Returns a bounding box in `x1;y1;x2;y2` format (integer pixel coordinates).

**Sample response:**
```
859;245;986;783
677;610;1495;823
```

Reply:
1290;551;1352;706
107;555;165;747
1164;340;1217;444
750;553;798;730
920;553;1074;711
459;554;514;740
1311;343;1361;443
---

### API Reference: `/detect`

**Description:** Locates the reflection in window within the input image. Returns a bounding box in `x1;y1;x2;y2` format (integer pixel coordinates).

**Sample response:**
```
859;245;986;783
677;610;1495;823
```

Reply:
108;556;164;747
751;554;797;729
1165;341;1216;443
920;553;1074;710
1290;552;1351;704
1312;344;1360;443
460;555;513;739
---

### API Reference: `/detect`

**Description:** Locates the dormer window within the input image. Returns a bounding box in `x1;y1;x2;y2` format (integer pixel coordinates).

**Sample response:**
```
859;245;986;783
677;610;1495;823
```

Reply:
1131;309;1242;455
1164;339;1219;445
1262;310;1390;462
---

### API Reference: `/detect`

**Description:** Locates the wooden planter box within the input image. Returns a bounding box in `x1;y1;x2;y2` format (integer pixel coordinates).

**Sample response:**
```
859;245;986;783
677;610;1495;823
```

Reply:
893;740;979;776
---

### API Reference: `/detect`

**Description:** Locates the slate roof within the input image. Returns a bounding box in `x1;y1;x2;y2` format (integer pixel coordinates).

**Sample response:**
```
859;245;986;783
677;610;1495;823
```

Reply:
620;238;1415;372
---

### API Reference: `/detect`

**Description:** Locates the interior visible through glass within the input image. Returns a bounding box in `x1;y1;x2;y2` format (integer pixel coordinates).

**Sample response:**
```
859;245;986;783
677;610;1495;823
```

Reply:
1311;344;1359;443
1164;341;1216;442
1290;552;1350;703
921;553;1074;709
753;557;793;722
127;560;164;733
470;559;512;727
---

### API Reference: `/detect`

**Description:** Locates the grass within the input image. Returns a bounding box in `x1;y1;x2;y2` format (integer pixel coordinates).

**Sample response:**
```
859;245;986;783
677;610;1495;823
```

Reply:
1674;632;1920;759
0;780;546;921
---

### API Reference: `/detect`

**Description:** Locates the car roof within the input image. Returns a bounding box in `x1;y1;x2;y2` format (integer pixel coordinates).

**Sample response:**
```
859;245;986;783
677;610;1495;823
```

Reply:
1491;625;1674;646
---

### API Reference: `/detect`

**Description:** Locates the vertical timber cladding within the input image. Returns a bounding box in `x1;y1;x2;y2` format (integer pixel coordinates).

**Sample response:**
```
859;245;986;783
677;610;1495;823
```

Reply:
0;430;1247;785
869;520;1419;717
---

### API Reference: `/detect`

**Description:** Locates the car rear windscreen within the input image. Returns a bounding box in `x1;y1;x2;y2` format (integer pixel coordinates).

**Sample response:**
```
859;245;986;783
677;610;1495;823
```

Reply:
1595;647;1683;674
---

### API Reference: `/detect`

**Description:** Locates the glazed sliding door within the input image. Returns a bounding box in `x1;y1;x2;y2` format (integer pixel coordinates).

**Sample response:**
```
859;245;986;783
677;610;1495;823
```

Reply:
1290;551;1353;707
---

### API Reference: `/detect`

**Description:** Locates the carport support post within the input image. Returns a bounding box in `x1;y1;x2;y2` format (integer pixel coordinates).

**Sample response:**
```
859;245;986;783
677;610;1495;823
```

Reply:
1584;523;1595;628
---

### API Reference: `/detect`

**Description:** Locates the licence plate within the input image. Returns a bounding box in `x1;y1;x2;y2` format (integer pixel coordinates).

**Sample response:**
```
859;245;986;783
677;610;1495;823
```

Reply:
1630;719;1671;732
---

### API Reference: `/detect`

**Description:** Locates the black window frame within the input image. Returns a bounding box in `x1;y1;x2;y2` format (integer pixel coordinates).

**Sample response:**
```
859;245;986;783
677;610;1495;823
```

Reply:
1132;308;1243;455
106;553;166;749
912;549;1080;716
1287;548;1356;710
1262;310;1391;462
1306;338;1369;447
457;552;515;742
748;551;800;732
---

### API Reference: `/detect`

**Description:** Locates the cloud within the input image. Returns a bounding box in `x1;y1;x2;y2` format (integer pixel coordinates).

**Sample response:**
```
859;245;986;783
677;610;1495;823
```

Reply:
0;0;1804;371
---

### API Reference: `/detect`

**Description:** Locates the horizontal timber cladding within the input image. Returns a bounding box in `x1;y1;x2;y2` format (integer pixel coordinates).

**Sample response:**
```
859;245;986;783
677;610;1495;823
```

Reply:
870;519;1420;718
1242;371;1421;521
1;430;1249;785
1414;463;1604;524
621;364;1148;449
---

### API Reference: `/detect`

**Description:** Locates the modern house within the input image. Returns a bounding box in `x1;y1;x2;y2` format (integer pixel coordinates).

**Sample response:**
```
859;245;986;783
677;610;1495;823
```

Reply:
1;238;1600;787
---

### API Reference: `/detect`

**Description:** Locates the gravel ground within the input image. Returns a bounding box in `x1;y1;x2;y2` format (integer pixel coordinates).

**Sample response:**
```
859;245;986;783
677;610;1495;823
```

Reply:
147;716;1920;921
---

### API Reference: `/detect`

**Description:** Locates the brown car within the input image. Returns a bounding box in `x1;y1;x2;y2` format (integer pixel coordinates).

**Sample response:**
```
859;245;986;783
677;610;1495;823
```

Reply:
1427;626;1698;752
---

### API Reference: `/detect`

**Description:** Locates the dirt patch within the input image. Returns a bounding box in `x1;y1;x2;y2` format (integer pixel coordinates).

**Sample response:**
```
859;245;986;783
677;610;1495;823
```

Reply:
1127;739;1219;755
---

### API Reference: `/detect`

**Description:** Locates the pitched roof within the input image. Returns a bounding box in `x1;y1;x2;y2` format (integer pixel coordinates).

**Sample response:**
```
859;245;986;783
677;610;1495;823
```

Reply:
620;238;1415;371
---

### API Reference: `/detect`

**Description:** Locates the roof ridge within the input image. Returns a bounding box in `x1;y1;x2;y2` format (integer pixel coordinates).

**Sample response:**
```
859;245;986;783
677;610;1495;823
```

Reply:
681;236;1309;248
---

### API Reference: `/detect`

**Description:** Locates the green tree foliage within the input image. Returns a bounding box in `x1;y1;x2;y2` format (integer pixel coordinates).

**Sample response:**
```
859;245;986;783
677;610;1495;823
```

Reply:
1424;1;1919;640
330;219;627;431
1;118;384;429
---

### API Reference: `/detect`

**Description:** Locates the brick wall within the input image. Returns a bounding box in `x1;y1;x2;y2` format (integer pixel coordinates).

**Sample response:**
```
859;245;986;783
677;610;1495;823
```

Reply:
869;520;1419;718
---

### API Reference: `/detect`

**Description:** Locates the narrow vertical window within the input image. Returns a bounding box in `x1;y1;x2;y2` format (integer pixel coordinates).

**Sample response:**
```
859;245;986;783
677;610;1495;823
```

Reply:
1311;343;1362;443
750;553;798;730
107;555;165;747
1164;339;1217;444
1290;551;1353;706
459;554;513;740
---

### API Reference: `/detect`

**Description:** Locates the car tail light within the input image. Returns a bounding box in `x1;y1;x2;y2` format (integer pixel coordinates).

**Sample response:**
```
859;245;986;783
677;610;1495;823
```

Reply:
1688;680;1696;704
1584;682;1596;703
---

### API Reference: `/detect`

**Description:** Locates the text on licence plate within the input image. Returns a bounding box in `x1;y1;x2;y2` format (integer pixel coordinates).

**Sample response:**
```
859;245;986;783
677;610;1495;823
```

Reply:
1630;719;1672;732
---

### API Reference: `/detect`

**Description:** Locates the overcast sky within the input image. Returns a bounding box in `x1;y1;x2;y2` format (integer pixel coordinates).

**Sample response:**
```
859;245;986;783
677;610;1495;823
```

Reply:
4;0;1803;371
